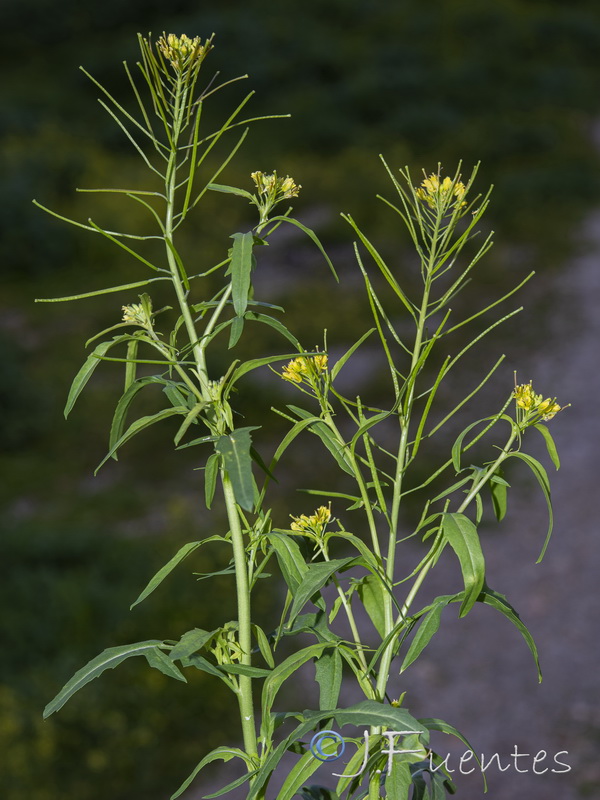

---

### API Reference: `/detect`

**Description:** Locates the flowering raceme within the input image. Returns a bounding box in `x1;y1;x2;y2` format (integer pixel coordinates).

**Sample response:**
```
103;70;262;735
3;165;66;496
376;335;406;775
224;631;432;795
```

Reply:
416;173;467;210
281;354;328;385
157;33;212;72
514;381;562;422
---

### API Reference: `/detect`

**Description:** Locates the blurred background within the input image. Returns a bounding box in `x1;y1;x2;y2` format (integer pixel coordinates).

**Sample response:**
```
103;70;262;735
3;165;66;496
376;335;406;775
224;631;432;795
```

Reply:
2;1;600;798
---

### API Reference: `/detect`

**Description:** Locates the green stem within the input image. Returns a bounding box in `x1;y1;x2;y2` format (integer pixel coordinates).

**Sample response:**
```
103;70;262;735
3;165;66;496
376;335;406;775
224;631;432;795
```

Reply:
393;426;520;629
318;543;371;684
322;411;382;562
375;272;434;702
222;470;258;759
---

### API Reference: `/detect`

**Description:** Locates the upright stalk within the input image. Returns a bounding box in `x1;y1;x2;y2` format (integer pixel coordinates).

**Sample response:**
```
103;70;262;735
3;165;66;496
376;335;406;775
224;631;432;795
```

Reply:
163;83;258;762
222;471;258;759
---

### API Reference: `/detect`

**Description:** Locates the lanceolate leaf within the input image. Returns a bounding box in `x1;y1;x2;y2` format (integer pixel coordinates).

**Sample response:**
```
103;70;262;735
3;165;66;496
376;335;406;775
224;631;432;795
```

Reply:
489;469;509;522
288;406;353;475
261;643;331;739
230;231;255;316
533;423;561;470
44;640;163;718
169;628;217;661
419;717;487;792
288;557;357;625
277;749;328;800
304;700;427;735
401;596;453;672
144;648;187;682
357;573;388;638
331;328;376;380
315;648;343;710
207;182;255;201
169;746;255;800
215;426;260;511
506;451;554;562
64;336;129;418
204;452;220;509
441;513;485;617
268;533;308;593
130;538;226;609
479;587;542;681
96;406;188;473
109;375;177;453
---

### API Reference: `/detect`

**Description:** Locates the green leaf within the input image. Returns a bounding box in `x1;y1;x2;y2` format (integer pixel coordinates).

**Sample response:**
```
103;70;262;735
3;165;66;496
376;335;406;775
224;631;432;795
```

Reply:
228;314;245;348
204;452;220;509
173;402;206;446
401;597;451;672
479;587;542;681
269;533;309;593
180;653;227;681
253;623;275;668
489;468;509;522
298;785;340;800
215;426;260;511
451;417;494;472
207;182;255;201
43;640;163;717
267;215;338;281
169;746;254;800
170;628;216;661
245;310;301;348
315;648;343;710
35;278;164;303
277;749;327;800
64;337;128;418
288;558;357;626
97;406;188;473
288;406;353;475
385;760;412;800
357;573;388;638
229;352;302;384
506;451;554;562
441;513;485;617
230;231;255;316
304;700;426;735
217;664;271;678
108;375;169;453
130;538;226;609
261;643;330;740
203;769;259;798
419;717;487;792
331;328;375;380
534;423;561;470
144;648;187;682
247;717;329;800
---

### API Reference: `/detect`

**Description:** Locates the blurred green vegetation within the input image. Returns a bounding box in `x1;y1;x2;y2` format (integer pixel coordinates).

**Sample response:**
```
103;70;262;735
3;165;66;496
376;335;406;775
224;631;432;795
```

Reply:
3;2;600;798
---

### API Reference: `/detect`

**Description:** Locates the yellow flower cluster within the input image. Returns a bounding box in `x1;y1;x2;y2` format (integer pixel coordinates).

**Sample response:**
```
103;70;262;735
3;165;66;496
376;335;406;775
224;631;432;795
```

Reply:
416;173;467;210
122;303;147;326
157;33;212;71
290;505;332;535
281;354;328;384
250;171;301;201
514;382;562;421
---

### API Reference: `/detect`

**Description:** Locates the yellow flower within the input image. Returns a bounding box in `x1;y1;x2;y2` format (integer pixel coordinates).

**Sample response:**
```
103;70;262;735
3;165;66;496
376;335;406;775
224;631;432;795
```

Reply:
281;354;328;385
416;172;467;210
290;505;332;537
157;33;212;71
514;381;563;422
122;303;146;326
250;171;301;201
537;399;562;421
